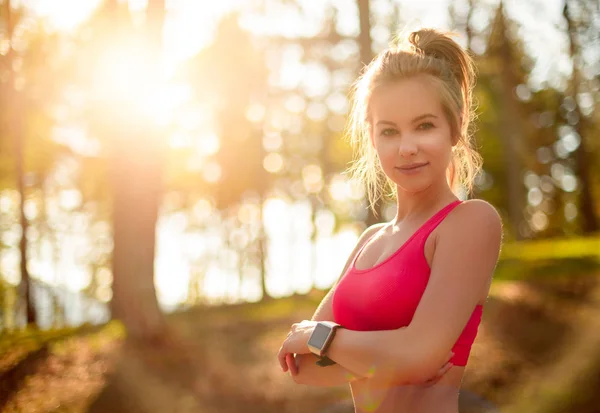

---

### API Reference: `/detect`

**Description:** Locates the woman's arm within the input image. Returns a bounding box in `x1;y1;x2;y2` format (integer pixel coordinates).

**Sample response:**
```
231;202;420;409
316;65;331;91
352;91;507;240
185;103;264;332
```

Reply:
289;223;386;387
291;346;365;386
321;201;502;386
289;329;368;387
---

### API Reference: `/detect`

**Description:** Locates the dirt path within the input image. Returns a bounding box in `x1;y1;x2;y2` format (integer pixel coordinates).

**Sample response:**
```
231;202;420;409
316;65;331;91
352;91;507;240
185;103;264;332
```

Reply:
0;325;120;413
2;277;600;413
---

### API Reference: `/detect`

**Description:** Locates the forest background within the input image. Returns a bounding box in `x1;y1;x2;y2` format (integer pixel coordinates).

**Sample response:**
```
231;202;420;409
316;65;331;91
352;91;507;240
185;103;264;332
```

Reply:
1;1;599;412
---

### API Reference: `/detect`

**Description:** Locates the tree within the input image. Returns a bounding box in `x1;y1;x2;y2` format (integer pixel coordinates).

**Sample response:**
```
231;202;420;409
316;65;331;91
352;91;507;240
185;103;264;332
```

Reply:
356;0;382;227
182;14;271;300
2;0;66;326
563;0;599;233
2;0;36;326
96;0;168;339
480;2;529;239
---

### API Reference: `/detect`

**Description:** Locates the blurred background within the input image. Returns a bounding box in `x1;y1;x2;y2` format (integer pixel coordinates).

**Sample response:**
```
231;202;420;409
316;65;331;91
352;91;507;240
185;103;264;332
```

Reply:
0;0;599;412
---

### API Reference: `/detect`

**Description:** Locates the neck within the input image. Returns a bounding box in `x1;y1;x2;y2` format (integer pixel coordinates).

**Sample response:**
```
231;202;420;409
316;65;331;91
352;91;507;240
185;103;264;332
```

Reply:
392;180;458;225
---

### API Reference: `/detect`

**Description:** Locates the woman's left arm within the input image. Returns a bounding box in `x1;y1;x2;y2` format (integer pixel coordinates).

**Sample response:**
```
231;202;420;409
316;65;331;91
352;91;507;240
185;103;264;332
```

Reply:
282;200;502;386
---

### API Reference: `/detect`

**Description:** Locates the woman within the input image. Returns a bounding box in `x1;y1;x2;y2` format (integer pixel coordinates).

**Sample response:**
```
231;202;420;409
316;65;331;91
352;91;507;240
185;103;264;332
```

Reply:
277;28;502;413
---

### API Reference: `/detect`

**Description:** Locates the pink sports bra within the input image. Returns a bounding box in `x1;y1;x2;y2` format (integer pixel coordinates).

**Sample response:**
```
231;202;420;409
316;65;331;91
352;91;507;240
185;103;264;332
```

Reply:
332;200;483;367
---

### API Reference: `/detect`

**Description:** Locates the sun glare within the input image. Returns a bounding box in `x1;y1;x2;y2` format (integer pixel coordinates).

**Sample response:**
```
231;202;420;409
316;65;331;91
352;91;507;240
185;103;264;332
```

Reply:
89;37;190;130
26;0;103;31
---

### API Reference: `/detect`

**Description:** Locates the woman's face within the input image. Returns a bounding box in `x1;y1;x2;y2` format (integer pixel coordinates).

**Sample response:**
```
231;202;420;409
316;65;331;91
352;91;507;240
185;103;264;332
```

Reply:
369;75;455;195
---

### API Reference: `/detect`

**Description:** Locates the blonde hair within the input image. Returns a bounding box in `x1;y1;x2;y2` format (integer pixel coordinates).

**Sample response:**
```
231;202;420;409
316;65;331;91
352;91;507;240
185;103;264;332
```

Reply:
346;28;482;213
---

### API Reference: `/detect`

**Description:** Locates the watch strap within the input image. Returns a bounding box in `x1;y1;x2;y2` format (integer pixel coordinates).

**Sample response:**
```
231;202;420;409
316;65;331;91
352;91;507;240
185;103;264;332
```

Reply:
315;355;337;367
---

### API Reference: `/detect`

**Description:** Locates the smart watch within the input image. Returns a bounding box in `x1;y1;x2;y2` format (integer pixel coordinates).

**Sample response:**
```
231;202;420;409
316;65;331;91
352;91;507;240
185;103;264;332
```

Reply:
307;321;341;367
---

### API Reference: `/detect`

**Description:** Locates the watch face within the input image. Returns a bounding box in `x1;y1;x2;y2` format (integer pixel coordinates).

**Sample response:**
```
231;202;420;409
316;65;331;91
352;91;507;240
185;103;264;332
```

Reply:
308;323;331;349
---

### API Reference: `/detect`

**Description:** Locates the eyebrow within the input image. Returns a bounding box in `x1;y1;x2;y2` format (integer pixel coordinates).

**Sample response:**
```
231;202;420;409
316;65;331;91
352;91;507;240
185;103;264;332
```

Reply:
375;113;438;126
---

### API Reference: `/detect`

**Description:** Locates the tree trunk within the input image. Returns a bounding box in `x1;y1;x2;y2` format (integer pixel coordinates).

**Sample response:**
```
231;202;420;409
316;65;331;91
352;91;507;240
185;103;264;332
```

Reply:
563;1;599;233
449;0;474;53
466;0;475;52
356;0;381;227
5;0;36;326
110;129;166;338
258;196;270;301
309;195;319;289
495;2;526;239
108;0;167;339
15;88;35;327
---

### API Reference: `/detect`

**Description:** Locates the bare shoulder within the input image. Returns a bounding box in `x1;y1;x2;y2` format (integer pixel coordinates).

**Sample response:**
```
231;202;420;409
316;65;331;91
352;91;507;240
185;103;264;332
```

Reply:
448;199;502;229
440;199;503;248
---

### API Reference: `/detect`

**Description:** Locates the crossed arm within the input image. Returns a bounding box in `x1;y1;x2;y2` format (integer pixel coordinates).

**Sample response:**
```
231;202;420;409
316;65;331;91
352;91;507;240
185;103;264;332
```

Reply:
289;224;386;387
290;294;454;387
286;200;502;388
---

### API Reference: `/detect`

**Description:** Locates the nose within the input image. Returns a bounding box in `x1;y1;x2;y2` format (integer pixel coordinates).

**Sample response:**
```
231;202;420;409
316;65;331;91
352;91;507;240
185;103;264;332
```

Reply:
398;138;418;158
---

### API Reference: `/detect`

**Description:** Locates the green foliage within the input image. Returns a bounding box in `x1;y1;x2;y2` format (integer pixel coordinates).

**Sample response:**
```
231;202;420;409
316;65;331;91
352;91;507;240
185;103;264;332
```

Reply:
473;3;600;239
181;14;270;210
494;256;599;282
0;0;599;329
0;20;68;191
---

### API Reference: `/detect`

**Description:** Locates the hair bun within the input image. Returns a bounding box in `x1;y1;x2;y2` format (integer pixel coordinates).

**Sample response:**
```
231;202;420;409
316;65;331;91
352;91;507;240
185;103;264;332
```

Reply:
409;29;453;61
408;28;474;111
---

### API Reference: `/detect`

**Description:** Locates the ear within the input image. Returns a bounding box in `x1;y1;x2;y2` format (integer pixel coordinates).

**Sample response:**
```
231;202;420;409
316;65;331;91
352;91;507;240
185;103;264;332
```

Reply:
451;133;460;146
452;116;463;146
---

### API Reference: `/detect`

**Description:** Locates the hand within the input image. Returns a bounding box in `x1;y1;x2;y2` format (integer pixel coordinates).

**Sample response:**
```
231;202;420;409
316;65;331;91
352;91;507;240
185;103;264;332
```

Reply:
285;353;299;377
417;351;455;387
277;320;316;373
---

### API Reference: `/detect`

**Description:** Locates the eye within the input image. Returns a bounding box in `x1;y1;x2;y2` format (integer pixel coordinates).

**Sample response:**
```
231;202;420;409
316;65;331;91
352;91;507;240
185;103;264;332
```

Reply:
380;128;398;136
417;122;435;130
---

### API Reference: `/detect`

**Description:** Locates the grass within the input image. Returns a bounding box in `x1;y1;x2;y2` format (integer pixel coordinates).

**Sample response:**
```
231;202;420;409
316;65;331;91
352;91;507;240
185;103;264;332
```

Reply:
2;273;600;413
0;322;124;413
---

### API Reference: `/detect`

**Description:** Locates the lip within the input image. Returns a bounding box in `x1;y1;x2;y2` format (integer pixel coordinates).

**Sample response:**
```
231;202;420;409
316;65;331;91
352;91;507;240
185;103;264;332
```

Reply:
395;162;429;171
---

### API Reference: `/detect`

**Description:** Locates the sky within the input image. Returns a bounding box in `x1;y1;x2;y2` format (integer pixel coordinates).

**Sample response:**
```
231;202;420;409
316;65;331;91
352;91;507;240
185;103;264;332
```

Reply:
16;0;573;93
20;0;570;89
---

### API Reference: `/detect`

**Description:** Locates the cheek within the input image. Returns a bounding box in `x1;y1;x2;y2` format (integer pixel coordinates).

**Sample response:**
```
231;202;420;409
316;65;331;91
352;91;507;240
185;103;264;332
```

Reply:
374;139;397;160
422;132;453;157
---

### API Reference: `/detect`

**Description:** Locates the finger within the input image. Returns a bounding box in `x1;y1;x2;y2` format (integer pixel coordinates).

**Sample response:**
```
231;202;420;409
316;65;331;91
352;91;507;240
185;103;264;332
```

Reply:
419;374;438;387
431;363;452;382
286;353;298;376
440;362;454;375
279;353;287;372
422;374;438;387
423;379;435;387
278;347;287;372
423;374;441;387
424;362;454;387
426;363;454;387
285;354;295;375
